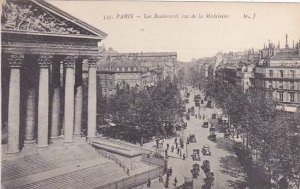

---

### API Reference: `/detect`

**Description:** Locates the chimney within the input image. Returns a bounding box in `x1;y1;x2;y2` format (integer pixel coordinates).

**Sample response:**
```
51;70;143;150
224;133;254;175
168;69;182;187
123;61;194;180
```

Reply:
277;41;280;49
293;40;295;49
298;40;300;56
285;34;289;49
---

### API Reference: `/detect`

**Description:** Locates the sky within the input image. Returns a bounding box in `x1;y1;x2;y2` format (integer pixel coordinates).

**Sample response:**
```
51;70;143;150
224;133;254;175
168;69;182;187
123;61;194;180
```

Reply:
49;1;300;61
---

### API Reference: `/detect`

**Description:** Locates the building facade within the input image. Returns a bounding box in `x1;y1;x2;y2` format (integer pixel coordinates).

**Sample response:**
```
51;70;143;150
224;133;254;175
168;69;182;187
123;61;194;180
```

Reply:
1;0;107;154
254;38;300;112
82;52;178;97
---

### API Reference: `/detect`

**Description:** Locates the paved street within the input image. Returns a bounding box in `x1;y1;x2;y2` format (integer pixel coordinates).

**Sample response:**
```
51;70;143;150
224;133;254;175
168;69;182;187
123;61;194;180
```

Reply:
144;86;248;189
182;87;247;189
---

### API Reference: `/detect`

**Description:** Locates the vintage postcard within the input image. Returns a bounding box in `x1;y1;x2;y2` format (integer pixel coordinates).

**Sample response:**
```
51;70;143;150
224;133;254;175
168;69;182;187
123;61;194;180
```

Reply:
1;1;300;189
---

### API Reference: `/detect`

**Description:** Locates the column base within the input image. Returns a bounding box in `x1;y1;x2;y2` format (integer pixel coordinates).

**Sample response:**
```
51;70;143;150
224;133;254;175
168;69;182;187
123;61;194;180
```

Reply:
6;150;21;156
63;141;74;146
73;133;82;137
50;136;61;139
37;145;48;150
24;140;36;145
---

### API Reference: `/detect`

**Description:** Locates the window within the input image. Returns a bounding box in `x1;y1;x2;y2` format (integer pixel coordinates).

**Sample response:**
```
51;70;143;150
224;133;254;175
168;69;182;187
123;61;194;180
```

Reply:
269;70;273;77
290;70;295;78
267;81;272;88
290;93;295;102
268;91;273;98
279;81;283;89
117;67;120;71
290;82;295;90
279;92;283;101
279;70;284;78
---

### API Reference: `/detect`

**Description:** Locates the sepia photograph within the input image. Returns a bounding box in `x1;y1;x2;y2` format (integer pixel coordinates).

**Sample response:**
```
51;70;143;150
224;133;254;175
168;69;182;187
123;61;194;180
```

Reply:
1;0;300;189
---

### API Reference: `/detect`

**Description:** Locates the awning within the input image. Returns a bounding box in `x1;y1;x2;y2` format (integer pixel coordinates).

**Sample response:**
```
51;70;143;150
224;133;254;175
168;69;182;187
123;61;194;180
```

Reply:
284;106;298;113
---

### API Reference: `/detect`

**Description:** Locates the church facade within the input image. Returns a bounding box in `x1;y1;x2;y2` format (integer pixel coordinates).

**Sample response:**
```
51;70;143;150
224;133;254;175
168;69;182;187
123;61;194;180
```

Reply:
1;0;107;155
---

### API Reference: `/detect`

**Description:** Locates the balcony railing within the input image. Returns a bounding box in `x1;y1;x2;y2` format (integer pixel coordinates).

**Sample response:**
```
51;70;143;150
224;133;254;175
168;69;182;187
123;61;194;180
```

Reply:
266;73;300;79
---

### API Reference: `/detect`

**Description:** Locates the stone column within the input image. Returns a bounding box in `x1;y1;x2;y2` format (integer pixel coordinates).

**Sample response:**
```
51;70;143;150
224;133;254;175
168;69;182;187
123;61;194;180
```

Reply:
74;86;83;136
24;88;36;144
37;55;52;149
64;56;77;143
51;87;60;138
51;59;61;139
60;62;65;136
7;54;23;155
74;60;83;136
87;57;98;139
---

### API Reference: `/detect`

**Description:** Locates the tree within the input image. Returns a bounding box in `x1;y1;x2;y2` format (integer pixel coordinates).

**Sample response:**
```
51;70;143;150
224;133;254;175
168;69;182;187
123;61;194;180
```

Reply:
204;75;300;188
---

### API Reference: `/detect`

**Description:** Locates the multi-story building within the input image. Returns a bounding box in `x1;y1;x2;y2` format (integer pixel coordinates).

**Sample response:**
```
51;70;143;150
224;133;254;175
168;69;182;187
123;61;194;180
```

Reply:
82;51;178;97
254;37;300;112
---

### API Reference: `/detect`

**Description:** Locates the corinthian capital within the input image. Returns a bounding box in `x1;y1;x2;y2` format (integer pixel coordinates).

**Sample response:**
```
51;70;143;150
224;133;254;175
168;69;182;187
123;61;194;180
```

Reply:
38;55;53;68
88;56;100;68
8;54;24;68
64;55;78;68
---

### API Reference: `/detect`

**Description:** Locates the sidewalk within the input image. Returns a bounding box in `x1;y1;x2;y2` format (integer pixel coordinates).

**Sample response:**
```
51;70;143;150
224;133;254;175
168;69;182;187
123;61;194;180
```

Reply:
139;136;188;189
133;172;185;189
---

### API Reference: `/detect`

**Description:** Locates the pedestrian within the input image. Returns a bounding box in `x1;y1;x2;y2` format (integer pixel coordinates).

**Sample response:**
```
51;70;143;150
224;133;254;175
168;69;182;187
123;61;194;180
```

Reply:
171;145;174;152
180;150;182;157
147;178;151;187
169;167;173;176
177;148;180;154
183;153;186;160
174;177;178;187
115;183;118;189
175;142;178;149
159;174;163;183
166;176;169;188
175;138;177;143
167;143;169;150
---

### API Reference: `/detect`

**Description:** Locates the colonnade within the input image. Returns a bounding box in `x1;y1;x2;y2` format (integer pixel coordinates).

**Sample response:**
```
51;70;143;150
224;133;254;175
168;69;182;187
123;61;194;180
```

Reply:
6;53;98;155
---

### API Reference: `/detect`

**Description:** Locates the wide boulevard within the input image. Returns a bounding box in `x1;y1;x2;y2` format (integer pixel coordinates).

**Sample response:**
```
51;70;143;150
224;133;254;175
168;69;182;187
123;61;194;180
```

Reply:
144;86;248;189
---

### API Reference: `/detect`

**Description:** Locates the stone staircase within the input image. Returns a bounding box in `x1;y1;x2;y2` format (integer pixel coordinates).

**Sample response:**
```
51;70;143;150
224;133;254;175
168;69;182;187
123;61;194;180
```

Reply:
18;162;128;189
2;143;100;182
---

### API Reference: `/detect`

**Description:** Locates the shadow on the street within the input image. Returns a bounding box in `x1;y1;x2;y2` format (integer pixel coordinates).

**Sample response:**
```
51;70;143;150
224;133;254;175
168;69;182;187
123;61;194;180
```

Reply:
227;179;248;189
215;138;235;154
219;155;245;179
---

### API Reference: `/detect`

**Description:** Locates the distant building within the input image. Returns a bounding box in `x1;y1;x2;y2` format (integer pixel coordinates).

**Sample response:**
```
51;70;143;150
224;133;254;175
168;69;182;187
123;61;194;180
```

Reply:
254;36;300;112
82;51;178;97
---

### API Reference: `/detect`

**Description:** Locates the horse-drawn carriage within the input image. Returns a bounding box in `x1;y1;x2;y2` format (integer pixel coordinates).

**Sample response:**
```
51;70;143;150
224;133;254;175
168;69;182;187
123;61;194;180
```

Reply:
201;160;211;173
202;145;211;156
188;134;196;143
208;131;217;142
191;163;200;178
192;149;201;161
